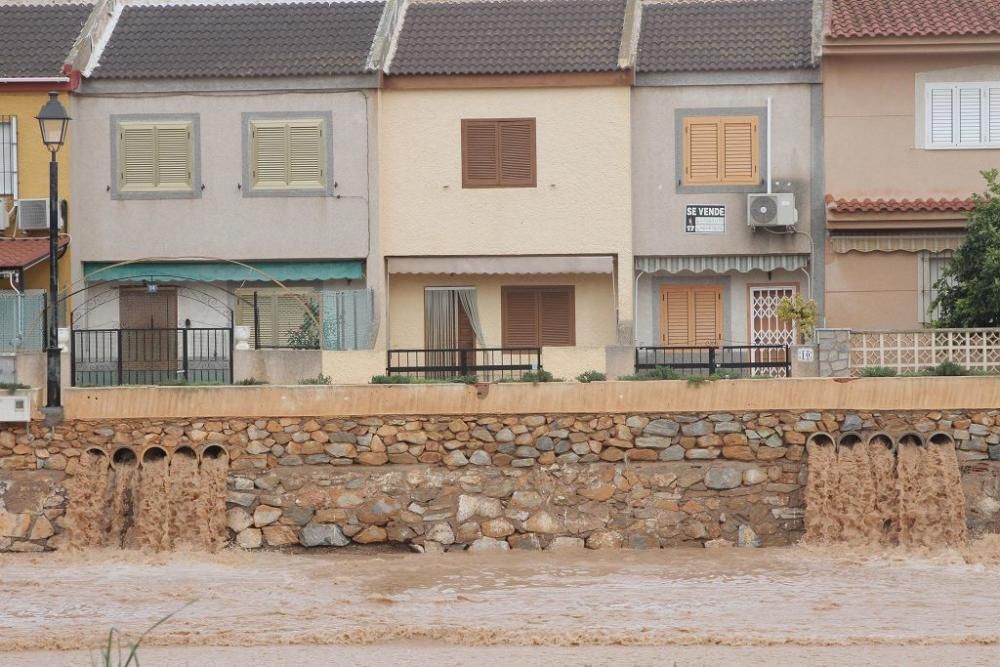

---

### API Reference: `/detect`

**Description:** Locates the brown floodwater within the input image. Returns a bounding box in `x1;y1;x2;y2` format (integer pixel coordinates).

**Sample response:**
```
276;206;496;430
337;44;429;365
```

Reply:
1;543;999;664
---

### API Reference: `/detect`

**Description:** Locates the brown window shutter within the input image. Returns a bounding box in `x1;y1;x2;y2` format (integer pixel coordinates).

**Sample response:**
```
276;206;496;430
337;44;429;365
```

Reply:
684;118;721;184
538;287;574;346
692;287;722;345
502;288;540;347
498;119;536;187
721;118;758;184
660;286;692;346
462;119;500;187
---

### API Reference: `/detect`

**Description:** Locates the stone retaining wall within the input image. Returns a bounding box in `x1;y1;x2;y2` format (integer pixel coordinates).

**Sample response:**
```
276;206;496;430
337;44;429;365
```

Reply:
2;410;999;553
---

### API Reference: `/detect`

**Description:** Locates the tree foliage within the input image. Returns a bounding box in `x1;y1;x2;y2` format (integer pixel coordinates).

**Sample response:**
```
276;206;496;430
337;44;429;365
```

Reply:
932;170;1000;327
775;294;818;344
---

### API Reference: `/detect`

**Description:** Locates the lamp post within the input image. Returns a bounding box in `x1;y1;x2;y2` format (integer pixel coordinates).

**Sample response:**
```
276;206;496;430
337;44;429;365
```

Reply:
35;92;70;413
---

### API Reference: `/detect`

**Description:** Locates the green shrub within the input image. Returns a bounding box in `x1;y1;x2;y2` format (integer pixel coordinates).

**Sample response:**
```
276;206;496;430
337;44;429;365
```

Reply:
859;366;898;377
619;366;683;381
928;361;969;376
235;376;268;385
299;373;333;385
370;374;478;385
520;369;561;383
575;370;607;383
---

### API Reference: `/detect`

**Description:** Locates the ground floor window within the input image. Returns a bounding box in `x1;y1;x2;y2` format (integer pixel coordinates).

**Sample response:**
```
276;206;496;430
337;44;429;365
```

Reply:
918;251;954;325
235;288;319;348
658;284;722;346
423;287;484;349
501;286;575;347
748;285;797;348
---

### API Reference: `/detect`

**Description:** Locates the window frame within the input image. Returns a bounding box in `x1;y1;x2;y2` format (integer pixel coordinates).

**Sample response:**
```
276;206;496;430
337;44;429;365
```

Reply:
917;250;955;325
461;118;537;189
674;107;767;194
235;287;321;349
110;114;201;200
0;115;18;198
241;111;334;198
500;285;575;348
924;82;1000;150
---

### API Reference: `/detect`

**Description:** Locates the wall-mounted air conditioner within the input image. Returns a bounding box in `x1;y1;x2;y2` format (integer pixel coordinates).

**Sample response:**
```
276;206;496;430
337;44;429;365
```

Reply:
0;394;31;423
747;193;797;230
15;198;62;231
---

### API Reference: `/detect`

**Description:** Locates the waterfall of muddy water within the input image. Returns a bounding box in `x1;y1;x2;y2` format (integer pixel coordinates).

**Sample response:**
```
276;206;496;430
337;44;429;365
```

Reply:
806;438;967;547
65;450;228;552
65;452;113;548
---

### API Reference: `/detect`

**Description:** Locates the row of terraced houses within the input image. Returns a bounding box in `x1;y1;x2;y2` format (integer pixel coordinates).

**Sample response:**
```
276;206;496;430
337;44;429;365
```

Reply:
2;0;999;387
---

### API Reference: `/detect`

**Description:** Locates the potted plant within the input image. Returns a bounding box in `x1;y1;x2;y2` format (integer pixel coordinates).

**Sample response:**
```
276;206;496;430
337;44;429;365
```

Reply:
776;294;819;376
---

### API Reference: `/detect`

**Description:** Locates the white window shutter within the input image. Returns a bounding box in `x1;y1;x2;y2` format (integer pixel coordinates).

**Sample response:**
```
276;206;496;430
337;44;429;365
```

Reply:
988;86;1000;144
928;87;954;146
288;122;323;185
251;119;325;190
957;86;983;145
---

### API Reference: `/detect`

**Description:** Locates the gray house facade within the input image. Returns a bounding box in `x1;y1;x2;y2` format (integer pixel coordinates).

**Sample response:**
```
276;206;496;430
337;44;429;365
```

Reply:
632;0;823;364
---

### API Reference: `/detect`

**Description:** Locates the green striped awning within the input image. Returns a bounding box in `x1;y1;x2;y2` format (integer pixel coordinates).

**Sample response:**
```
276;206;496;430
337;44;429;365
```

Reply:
635;254;809;274
83;260;364;283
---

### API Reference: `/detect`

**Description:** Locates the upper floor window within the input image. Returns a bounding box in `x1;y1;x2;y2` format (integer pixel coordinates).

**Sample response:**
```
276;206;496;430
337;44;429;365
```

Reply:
461;118;536;188
0;115;17;198
249;119;326;191
926;83;1000;149
682;115;760;186
112;115;199;199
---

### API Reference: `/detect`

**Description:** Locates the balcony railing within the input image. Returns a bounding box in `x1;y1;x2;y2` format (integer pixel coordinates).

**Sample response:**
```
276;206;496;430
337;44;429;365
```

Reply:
636;345;790;378
387;347;541;383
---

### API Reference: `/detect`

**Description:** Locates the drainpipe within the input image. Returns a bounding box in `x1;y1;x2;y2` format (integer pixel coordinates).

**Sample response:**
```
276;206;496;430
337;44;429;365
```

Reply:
633;270;645;346
766;97;773;195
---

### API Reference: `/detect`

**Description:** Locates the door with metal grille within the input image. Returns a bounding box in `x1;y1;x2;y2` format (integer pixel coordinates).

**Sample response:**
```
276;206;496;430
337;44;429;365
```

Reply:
749;285;795;376
120;287;178;383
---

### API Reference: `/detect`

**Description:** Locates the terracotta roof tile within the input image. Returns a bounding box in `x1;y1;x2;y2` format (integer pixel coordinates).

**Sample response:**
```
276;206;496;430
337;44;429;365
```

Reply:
0;3;93;78
92;1;385;80
0;238;69;270
826;196;975;214
827;0;1000;39
388;0;627;75
638;0;816;74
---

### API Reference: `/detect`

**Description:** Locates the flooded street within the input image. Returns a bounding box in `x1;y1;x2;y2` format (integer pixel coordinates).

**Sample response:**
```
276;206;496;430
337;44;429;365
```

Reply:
2;544;1000;665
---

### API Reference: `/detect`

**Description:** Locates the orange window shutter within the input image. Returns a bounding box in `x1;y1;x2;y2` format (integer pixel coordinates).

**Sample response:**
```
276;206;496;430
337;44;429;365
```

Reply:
721;118;758;184
684;119;721;184
498;119;536;187
660;287;693;346
462;120;499;187
692;287;722;345
538;287;574;347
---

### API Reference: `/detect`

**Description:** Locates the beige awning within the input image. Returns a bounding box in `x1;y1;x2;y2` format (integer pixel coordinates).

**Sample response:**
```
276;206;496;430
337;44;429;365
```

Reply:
635;254;809;274
832;233;965;254
387;256;614;275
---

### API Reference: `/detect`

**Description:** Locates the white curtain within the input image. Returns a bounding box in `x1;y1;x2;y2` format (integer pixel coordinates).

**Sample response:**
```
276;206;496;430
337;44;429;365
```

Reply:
424;289;456;348
455;288;486;347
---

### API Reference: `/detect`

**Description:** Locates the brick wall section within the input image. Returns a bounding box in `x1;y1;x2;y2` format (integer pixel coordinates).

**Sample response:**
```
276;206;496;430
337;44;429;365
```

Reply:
1;410;999;552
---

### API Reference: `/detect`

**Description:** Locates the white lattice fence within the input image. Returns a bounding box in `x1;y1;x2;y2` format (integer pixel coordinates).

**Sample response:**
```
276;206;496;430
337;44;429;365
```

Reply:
849;329;1000;374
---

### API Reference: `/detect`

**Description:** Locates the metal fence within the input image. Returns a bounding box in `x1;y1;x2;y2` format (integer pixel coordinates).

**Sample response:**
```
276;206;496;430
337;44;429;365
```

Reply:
323;288;375;351
387;348;541;382
635;345;791;377
849;328;1000;374
72;327;232;386
0;290;46;352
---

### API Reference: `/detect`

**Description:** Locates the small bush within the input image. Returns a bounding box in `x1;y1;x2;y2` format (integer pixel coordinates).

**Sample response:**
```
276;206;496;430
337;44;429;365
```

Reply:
299;373;333;385
520;369;561;383
235;376;268;385
686;371;740;385
369;375;478;385
859;366;898;377
928;361;969;376
575;370;607;383
619;366;683;381
0;382;30;395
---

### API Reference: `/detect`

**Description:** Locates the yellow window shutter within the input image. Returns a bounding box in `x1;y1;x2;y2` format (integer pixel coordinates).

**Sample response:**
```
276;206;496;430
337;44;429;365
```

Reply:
252;122;290;188
288;121;324;186
684;118;721;184
721;118;758;184
154;124;192;189
120;123;156;189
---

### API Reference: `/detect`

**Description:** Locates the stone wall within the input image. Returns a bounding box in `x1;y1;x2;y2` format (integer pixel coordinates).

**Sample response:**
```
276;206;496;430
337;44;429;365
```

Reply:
1;410;999;553
816;328;852;377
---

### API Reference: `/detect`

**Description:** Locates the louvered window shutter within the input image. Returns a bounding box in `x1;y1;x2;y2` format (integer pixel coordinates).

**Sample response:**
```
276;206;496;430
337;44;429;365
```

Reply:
692;287;722;345
498;120;535;186
154;124;192;188
502;289;540;347
928;86;955;146
462;120;500;187
538;288;574;346
684;119;720;184
721;118;758;184
957;86;983;145
251;120;324;190
661;287;691;346
289;122;323;186
120;124;156;189
987;86;1000;144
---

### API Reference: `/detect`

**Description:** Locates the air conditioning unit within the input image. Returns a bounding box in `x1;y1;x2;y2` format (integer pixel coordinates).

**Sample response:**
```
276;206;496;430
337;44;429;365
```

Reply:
747;193;797;230
0;394;31;423
15;198;62;231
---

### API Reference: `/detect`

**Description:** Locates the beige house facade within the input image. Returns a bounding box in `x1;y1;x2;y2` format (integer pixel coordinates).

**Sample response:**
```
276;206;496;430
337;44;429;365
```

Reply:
378;0;635;380
823;0;1000;330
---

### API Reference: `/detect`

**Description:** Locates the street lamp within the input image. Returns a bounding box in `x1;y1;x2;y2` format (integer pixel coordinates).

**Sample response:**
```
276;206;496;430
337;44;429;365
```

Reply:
35;92;70;414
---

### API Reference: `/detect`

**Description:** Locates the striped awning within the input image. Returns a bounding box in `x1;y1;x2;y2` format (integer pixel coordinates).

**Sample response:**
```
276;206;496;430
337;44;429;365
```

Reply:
635;254;809;274
831;233;965;254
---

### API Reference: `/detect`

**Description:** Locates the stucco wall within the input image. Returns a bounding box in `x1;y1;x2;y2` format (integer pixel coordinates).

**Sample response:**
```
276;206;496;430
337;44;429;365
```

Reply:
825;247;920;330
386;272;618;349
824;55;1000;198
631;83;814;257
69;87;376;286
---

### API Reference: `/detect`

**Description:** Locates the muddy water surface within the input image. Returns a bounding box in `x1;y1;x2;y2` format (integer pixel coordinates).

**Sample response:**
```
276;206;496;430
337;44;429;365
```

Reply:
1;544;999;664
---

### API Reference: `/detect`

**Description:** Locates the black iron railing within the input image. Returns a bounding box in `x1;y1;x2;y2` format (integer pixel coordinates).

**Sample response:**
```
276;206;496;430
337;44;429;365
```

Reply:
71;327;233;386
635;345;790;378
387;348;541;382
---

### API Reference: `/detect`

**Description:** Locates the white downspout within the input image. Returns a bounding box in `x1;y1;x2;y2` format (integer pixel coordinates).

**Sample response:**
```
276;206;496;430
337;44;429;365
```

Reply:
766;97;773;195
633;270;645;346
